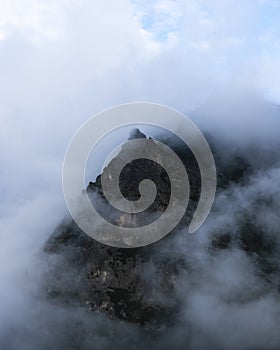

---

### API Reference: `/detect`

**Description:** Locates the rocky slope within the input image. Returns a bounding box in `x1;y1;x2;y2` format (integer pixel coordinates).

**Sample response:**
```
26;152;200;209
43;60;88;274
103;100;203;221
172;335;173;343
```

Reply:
44;128;278;329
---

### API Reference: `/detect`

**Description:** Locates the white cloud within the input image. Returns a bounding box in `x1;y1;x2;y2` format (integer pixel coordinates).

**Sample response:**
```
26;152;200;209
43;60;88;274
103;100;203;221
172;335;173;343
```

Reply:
0;0;65;43
257;51;280;102
0;1;280;347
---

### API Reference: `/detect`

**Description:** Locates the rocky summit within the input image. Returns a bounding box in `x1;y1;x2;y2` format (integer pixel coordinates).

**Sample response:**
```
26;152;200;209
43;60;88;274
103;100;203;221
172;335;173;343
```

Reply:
44;128;275;329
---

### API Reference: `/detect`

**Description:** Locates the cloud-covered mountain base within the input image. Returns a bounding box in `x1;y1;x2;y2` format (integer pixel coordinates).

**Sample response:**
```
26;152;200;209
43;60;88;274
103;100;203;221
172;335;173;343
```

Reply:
22;116;280;350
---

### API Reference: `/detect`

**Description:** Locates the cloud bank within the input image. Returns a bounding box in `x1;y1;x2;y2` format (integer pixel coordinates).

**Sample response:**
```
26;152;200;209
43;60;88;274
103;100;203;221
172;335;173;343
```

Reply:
0;1;280;349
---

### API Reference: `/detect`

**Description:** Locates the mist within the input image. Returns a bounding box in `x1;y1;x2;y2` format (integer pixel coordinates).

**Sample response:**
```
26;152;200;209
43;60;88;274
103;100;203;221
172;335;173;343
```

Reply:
0;0;280;349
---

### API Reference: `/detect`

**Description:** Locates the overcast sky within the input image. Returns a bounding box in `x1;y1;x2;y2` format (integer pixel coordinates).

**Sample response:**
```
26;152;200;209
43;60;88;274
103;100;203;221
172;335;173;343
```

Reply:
0;0;279;215
0;0;279;241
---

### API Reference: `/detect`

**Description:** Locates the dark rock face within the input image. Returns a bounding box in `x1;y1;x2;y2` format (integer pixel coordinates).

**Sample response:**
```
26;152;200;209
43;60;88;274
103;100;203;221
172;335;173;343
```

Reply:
45;219;183;326
44;129;257;327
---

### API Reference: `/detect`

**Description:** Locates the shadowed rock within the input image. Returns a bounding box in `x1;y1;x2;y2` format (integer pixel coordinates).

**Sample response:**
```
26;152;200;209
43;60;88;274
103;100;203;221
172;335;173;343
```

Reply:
44;128;265;328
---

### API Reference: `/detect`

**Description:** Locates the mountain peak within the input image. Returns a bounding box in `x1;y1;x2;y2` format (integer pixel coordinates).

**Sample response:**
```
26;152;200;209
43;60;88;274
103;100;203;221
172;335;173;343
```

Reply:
128;128;147;140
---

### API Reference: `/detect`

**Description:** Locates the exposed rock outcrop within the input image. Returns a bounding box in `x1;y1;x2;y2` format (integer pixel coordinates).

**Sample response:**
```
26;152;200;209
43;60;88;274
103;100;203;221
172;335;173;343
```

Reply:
44;128;268;328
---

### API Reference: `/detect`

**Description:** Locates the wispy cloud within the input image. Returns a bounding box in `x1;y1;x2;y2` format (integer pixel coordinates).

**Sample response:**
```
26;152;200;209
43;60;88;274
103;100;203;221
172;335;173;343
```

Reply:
0;1;280;348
